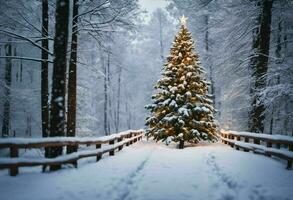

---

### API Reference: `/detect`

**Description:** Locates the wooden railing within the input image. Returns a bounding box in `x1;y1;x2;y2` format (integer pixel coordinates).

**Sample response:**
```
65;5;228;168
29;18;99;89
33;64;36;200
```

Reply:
0;130;144;176
220;130;293;169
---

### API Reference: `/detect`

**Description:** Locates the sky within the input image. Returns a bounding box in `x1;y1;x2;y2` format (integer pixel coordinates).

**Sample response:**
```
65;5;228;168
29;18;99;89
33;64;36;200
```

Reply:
139;0;168;13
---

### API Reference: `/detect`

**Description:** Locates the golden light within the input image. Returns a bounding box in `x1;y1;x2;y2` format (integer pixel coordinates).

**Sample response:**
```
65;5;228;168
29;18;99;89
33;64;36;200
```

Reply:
180;15;188;26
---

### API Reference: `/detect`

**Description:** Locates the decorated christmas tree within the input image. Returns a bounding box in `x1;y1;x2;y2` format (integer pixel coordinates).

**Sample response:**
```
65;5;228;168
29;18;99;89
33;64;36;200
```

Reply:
145;16;218;149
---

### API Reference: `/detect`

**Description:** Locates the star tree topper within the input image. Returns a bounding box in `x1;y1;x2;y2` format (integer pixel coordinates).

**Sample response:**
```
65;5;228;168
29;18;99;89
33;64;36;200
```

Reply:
180;15;188;26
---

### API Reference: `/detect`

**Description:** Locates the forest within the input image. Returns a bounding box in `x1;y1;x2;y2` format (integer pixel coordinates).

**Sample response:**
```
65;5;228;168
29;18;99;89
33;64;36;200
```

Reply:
0;1;293;200
0;0;292;139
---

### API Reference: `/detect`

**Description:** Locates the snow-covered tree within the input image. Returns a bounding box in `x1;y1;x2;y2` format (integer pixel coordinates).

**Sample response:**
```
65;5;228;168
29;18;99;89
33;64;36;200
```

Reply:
146;16;218;148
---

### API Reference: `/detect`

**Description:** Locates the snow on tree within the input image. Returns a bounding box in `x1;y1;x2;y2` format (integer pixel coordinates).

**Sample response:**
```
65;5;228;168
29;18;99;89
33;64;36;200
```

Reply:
145;16;218;148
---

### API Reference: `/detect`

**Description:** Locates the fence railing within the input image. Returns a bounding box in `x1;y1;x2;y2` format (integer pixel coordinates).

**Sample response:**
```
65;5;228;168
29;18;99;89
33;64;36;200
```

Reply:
220;130;293;169
0;130;144;176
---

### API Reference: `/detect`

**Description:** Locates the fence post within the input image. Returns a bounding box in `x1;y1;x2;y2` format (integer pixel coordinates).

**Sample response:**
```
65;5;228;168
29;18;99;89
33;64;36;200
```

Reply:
236;136;240;150
230;135;234;148
244;137;249;143
252;138;260;154
118;137;123;151
287;145;293;169
253;138;260;145
276;143;281;149
96;144;102;161
139;131;143;140
71;144;79;168
266;141;272;157
109;140;115;156
221;133;224;144
10;146;19;176
134;133;137;143
230;135;235;148
223;134;227;144
266;141;272;148
244;137;249;152
129;132;133;145
126;134;130;146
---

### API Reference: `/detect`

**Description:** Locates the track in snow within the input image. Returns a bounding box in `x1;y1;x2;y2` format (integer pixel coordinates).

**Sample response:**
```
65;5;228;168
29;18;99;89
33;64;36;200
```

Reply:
105;144;155;200
0;139;292;200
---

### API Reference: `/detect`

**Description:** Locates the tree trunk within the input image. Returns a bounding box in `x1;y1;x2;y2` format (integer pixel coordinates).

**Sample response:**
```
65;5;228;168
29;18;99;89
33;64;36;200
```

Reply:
107;51;111;134
249;0;273;133
205;14;215;105
275;14;283;62
101;50;108;136
125;101;131;130
41;0;49;153
2;42;12;137
248;1;261;130
49;0;69;171
26;113;32;137
115;67;122;133
67;0;78;154
179;140;184;149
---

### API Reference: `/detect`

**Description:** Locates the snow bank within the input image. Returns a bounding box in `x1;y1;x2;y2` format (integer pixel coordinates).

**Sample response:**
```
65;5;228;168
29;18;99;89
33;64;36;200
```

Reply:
0;140;292;200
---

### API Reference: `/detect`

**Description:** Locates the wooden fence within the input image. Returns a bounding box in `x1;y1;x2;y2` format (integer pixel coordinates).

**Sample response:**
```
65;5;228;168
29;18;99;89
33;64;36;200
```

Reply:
0;130;144;176
220;130;293;169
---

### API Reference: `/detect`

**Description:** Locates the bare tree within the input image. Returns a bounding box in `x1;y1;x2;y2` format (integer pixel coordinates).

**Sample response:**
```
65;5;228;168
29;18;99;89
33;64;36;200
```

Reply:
249;0;273;133
115;65;122;133
49;0;69;170
107;50;112;134
2;42;12;137
41;0;49;141
67;0;79;153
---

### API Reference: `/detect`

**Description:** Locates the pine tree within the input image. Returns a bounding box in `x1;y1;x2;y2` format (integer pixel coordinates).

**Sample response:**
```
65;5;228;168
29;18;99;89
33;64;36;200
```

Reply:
145;16;218;148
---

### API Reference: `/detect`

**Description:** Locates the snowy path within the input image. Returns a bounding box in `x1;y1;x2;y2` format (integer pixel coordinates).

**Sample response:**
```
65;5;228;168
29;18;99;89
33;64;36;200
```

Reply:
0;139;292;200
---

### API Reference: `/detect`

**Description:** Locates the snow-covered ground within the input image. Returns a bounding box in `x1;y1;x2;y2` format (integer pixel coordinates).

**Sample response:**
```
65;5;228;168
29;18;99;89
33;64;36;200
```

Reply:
0;139;292;200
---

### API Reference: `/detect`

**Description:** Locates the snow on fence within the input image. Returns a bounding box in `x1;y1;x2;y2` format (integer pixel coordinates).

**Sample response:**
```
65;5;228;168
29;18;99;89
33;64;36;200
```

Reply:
0;130;144;176
220;130;293;169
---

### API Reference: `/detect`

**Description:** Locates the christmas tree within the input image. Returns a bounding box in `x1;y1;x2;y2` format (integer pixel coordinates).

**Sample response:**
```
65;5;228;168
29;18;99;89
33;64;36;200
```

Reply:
145;16;218;149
